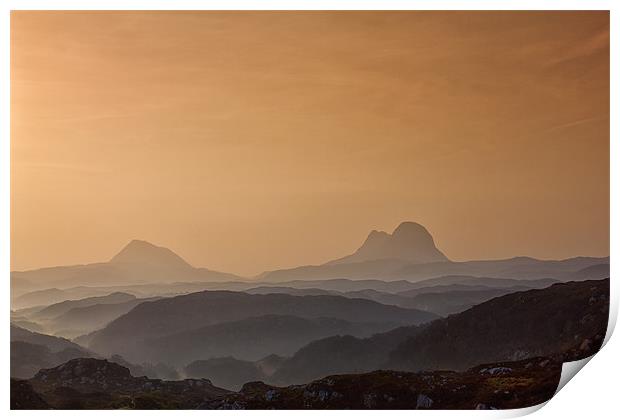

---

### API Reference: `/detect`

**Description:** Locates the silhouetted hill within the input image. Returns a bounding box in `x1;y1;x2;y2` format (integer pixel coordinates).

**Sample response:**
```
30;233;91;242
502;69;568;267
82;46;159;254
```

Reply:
11;276;39;299
10;325;94;378
271;325;423;385
327;222;449;265
10;314;47;334
246;286;338;296
269;279;608;385
388;279;609;371
258;222;609;282
268;279;417;293
12;288;94;309
32;292;136;320
259;256;608;283
10;324;84;352
244;279;554;314
109;240;192;269
10;239;243;290
11;341;92;379
405;287;529;316
391;257;610;282
142;315;395;365
45;297;161;338
397;275;558;294
88;292;438;362
568;263;609;280
246;286;421;309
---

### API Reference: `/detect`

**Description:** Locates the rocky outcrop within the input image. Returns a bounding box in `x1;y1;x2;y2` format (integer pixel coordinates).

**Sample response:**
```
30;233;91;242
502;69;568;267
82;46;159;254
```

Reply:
17;358;231;409
12;331;604;410
202;355;564;409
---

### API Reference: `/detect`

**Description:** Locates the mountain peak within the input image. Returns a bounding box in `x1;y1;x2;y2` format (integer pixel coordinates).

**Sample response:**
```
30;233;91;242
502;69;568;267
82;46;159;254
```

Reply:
110;239;193;269
391;222;437;245
327;221;449;265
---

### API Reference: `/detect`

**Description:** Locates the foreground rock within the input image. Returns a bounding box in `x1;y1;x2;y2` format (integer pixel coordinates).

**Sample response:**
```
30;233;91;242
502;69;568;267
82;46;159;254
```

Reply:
11;349;585;409
204;356;564;409
13;358;231;409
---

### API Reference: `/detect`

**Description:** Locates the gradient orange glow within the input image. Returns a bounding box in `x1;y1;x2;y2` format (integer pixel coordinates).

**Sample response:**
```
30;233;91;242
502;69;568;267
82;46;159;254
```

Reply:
11;11;609;276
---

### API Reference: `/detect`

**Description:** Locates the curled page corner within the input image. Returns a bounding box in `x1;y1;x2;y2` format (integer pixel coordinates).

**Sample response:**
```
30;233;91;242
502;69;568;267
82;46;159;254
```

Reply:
492;355;599;419
602;302;617;348
554;355;595;396
498;401;549;418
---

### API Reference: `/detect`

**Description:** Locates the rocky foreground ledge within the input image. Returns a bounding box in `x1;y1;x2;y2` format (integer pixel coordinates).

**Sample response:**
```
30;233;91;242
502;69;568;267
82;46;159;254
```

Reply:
12;358;231;409
202;355;564;410
12;342;601;410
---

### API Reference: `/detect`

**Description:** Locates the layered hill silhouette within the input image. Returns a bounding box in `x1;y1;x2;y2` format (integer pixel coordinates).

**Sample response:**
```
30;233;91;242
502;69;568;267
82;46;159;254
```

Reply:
270;325;423;386
17;292;162;338
388;279;609;371
11;239;243;291
44;298;161;339
245;283;535;316
257;222;608;282
140;315;396;365
11;341;91;379
31;292;136;320
10;325;94;378
260;254;609;283
268;279;609;385
86;292;438;362
11;324;85;353
11;222;610;300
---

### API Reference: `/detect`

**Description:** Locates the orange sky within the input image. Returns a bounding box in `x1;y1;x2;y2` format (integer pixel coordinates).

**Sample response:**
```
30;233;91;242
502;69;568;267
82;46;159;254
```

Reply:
11;11;609;276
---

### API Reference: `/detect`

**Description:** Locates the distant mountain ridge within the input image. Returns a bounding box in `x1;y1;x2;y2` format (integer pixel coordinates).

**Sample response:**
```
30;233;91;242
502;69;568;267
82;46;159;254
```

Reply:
268;279;609;385
255;222;609;283
327;222;449;265
11;222;610;296
259;255;608;283
86;291;438;362
11;324;84;353
141;315;397;365
387;279;609;371
10;325;95;378
32;292;136;320
109;240;193;269
11;240;243;291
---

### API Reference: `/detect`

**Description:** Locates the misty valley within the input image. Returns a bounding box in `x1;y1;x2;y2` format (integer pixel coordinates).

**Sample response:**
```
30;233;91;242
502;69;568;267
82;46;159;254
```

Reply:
9;222;610;409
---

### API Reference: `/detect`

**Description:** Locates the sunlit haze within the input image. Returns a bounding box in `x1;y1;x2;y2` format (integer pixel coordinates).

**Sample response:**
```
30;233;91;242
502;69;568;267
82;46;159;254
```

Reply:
11;11;609;276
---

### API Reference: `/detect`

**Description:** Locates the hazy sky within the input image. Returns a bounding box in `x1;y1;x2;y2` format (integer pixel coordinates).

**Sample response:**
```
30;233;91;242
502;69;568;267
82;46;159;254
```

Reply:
11;11;609;276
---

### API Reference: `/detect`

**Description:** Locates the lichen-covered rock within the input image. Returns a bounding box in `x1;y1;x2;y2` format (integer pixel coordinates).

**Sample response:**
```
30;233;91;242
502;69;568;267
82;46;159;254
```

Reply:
416;394;433;409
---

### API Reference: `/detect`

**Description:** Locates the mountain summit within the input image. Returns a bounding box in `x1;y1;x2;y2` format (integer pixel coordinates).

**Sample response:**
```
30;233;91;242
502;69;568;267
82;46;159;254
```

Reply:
110;240;193;270
11;239;242;290
327;222;449;265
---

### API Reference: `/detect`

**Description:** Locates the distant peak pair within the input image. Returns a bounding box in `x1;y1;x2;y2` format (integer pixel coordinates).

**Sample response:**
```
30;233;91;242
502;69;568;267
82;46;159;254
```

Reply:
109;221;449;272
327;221;449;265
